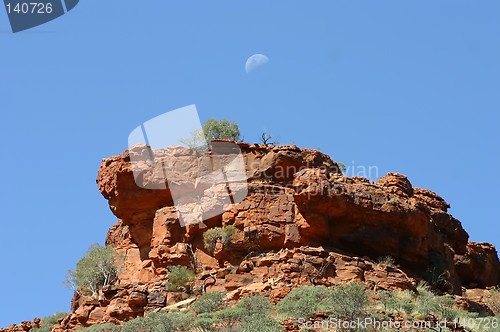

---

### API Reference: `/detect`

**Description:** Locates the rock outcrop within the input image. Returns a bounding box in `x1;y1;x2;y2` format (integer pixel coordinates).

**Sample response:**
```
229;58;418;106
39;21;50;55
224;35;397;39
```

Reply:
6;142;498;331
1;319;40;332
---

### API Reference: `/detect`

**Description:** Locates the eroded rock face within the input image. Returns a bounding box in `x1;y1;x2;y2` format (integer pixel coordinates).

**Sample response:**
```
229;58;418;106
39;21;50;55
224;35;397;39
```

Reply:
98;144;498;290
99;144;342;280
455;242;500;288
54;247;419;330
51;143;499;330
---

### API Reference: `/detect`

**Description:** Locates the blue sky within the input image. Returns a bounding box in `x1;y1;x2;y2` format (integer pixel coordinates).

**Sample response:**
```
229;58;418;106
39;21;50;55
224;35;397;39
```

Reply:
0;0;499;326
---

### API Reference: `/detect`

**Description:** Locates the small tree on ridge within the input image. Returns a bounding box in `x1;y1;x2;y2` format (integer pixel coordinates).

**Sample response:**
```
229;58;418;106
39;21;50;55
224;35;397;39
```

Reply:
66;244;122;298
203;119;241;142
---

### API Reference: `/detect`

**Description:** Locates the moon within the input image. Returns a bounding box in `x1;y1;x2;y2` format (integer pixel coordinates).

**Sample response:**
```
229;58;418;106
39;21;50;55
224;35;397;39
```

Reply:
245;54;270;73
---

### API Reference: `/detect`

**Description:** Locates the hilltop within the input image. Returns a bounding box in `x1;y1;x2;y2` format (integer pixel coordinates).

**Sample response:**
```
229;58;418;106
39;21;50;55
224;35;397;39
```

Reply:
3;142;499;331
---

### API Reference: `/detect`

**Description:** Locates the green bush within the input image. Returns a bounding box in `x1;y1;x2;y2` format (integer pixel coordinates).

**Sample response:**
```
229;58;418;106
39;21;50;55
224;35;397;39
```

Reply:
214;306;244;327
433;295;465;321
77;323;121;332
191;292;226;314
278;283;369;322
203;119;241;142
122;312;194;332
240;316;284;332
203;228;220;255
277;285;333;318
232;295;282;332
378;285;439;317
414;281;469;321
377;256;397;268
221;225;237;244
165;265;195;292
435;297;455;319
384;289;416;315
325;282;370;321
66;244;122;298
213;295;275;326
178;119;241;152
236;295;274;319
203;225;237;255
375;281;478;326
413;281;437;317
191;313;220;331
375;290;397;314
31;312;69;332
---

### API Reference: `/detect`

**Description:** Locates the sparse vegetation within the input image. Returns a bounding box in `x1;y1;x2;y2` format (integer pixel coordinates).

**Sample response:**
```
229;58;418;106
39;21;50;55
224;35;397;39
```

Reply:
179;128;209;152
377;256;397;268
179;119;241;151
165;265;196;292
278;282;370;329
190;295;282;331
277;285;333;318
203;225;238;255
203;228;221;255
31;312;69;332
82;295;282;332
239;316;283;332
65;244;122;298
375;280;480;329
221;225;237;245
260;131;278;146
413;281;436;316
231;295;283;332
423;251;450;291
277;280;489;331
76;323;121;332
236;295;274;319
71;281;500;332
191;292;226;314
122;312;194;332
486;287;500;316
203;119;241;142
325;281;370;322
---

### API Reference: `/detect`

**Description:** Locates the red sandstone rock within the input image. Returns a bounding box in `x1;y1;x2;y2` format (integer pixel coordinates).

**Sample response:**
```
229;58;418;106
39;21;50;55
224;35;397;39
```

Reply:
37;143;499;331
455;242;500;287
0;318;40;332
98;144;498;291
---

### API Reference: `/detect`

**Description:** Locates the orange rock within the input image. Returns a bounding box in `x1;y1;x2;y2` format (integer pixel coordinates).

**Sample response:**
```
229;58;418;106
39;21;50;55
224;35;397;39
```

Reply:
194;248;219;270
42;143;499;331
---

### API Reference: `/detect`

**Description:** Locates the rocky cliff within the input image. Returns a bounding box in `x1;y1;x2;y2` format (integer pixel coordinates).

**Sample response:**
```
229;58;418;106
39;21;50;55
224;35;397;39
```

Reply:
3;142;499;331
